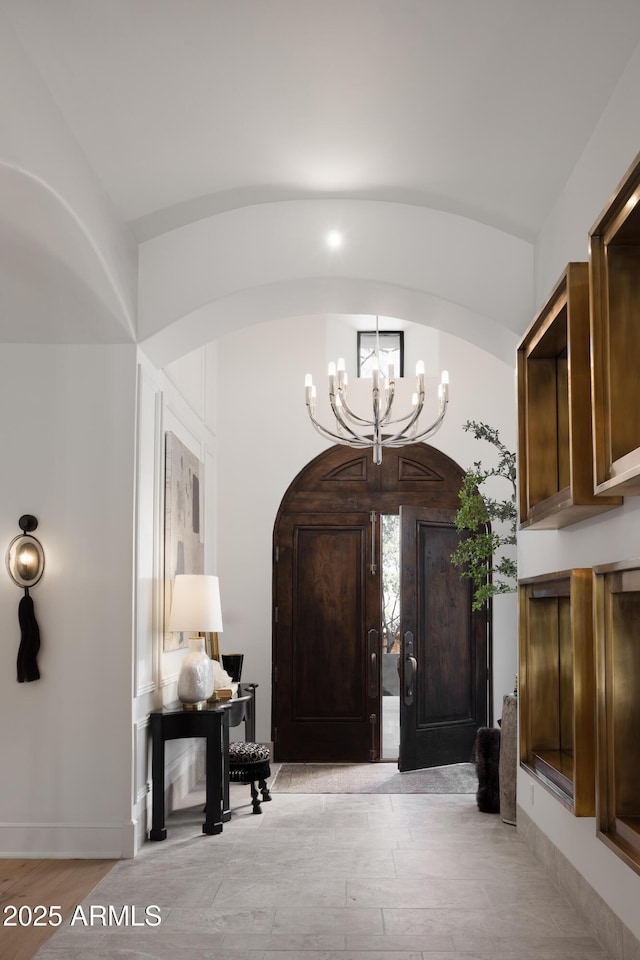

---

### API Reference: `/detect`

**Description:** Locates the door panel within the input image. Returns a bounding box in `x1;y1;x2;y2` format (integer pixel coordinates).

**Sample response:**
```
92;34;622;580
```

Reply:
293;527;365;720
274;513;380;761
399;506;488;770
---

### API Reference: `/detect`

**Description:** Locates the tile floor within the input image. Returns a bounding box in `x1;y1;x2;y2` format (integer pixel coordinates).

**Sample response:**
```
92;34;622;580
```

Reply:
34;772;611;960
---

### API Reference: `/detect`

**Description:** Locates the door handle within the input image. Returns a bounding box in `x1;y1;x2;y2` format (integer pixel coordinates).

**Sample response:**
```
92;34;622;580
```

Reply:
405;657;417;705
404;630;416;706
367;629;379;698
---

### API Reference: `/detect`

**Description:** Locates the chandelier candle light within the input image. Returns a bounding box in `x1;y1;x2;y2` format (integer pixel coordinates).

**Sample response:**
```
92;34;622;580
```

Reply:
304;321;449;465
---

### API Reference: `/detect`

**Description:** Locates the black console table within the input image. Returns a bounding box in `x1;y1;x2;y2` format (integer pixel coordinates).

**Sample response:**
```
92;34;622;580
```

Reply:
149;684;257;840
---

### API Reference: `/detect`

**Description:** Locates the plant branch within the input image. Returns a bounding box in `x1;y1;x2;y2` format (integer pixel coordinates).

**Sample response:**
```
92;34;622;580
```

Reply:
450;420;517;610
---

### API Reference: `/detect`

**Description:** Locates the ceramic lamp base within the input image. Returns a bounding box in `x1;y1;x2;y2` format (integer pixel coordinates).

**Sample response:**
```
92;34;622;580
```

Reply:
177;636;214;707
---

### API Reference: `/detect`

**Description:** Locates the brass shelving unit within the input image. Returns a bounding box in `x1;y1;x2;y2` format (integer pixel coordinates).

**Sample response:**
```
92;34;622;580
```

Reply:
593;559;640;875
519;569;595;816
517;262;621;528
590;150;640;495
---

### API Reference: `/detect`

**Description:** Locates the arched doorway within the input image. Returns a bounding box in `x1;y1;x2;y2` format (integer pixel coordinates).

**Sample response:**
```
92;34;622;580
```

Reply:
272;443;489;768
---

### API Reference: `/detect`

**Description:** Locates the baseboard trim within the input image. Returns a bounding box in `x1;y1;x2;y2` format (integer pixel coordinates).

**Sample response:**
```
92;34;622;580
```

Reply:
517;805;640;960
0;821;134;859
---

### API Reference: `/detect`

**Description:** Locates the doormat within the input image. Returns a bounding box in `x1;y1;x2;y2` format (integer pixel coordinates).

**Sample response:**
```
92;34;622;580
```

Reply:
272;762;477;794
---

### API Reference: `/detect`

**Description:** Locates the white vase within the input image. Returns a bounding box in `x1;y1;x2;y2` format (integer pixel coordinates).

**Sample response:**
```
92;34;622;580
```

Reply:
177;637;214;707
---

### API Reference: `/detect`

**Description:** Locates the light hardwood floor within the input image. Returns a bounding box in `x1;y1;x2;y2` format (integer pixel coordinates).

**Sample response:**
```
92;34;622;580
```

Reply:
0;859;114;960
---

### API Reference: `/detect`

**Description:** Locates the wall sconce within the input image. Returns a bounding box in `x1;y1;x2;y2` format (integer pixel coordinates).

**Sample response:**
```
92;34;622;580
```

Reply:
6;515;44;683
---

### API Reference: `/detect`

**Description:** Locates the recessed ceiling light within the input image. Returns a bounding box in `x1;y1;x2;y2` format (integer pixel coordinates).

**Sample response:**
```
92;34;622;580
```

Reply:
326;230;343;249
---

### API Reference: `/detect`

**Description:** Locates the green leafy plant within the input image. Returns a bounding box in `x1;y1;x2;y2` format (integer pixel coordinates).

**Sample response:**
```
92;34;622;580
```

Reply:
450;420;517;611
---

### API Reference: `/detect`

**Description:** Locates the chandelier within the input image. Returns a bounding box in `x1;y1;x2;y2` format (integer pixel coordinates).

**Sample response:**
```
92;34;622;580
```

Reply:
304;318;449;465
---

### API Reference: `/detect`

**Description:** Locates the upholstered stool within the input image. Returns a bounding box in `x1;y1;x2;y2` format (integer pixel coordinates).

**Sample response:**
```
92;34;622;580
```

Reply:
228;741;272;814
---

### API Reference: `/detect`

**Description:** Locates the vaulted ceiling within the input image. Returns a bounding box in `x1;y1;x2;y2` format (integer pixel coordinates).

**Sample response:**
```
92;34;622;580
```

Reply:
4;0;640;242
3;1;640;355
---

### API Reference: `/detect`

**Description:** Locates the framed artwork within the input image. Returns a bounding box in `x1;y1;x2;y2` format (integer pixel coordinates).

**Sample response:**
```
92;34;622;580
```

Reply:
357;330;404;378
163;431;204;651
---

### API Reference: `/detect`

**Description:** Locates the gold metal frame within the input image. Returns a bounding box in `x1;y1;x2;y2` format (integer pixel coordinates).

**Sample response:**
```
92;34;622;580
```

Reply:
594;559;640;875
516;262;621;529
590;149;640;496
204;631;220;662
518;568;595;816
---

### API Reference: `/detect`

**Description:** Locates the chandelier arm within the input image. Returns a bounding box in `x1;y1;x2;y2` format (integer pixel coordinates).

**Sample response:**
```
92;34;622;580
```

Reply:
373;382;382;428
411;398;448;438
380;390;425;433
336;381;395;428
308;417;372;448
380;381;395;422
382;403;424;427
380;396;446;445
388;401;448;445
334;386;375;427
306;404;371;447
329;393;374;443
332;388;438;442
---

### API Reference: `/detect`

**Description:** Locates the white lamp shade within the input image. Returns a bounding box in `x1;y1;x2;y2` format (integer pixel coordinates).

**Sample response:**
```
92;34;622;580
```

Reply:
169;574;223;633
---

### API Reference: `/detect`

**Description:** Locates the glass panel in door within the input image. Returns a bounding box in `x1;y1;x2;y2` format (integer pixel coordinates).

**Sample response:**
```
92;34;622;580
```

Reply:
381;514;400;760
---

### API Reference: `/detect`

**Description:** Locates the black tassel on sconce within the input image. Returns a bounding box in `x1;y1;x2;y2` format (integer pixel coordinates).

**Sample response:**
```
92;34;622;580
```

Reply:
6;515;44;683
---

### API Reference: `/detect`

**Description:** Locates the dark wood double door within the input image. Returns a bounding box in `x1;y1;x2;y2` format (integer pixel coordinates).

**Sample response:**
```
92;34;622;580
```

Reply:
273;444;488;769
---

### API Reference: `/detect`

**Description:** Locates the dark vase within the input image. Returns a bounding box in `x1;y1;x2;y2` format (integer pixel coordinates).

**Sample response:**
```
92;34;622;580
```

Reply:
222;654;244;683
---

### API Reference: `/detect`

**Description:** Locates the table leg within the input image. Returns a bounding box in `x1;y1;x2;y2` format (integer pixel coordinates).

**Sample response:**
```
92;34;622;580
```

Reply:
150;718;167;841
244;683;257;742
222;712;231;822
203;715;224;835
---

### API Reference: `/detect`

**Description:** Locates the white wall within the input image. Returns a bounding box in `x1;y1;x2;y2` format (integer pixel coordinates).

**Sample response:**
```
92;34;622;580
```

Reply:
0;344;137;857
519;39;640;942
0;20;143;856
535;43;640;308
0;336;218;859
132;342;217;852
216;313;518;741
0;10;137;344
